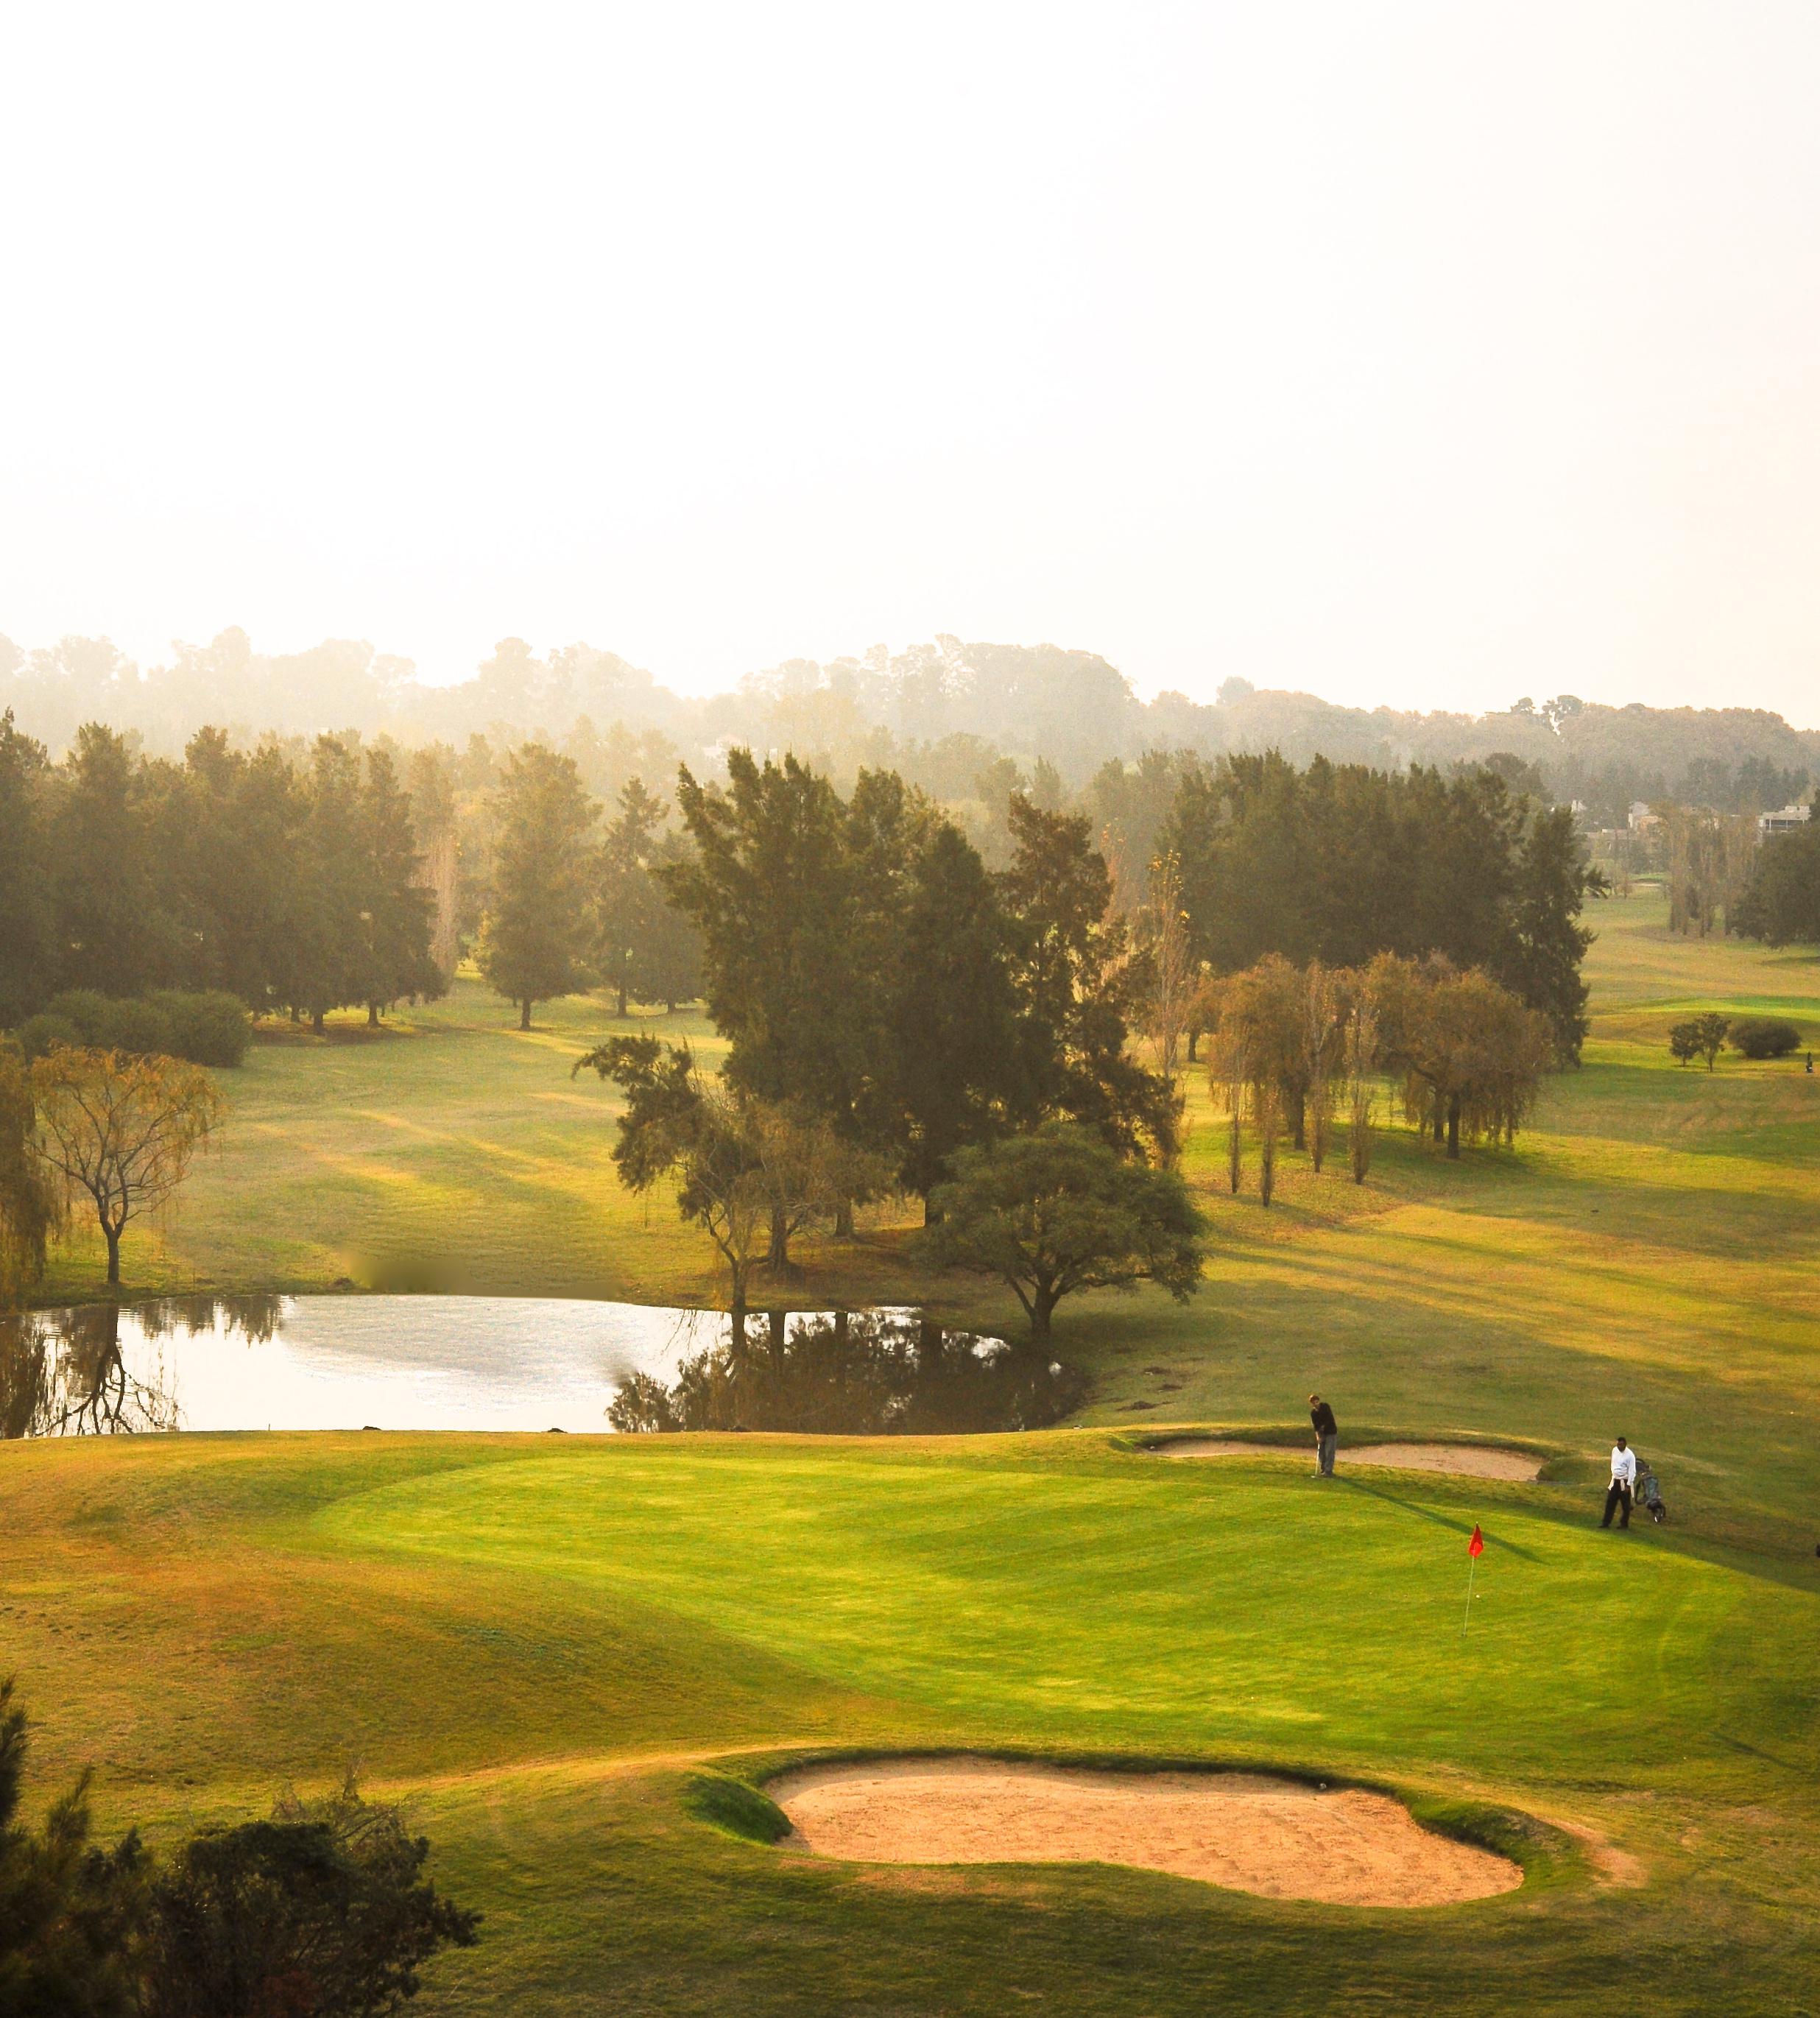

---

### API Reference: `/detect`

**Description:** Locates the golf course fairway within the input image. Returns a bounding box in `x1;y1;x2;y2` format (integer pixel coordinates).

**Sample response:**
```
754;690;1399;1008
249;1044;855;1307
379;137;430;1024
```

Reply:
5;1428;1817;2013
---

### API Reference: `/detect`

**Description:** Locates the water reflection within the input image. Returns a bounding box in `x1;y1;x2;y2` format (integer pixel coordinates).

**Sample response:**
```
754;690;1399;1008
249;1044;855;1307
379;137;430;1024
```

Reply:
0;1296;1081;1438
609;1307;1082;1436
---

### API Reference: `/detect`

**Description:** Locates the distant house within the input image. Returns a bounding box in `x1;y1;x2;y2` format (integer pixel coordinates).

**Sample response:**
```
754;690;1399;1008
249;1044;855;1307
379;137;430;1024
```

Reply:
1627;801;1660;833
1757;802;1813;841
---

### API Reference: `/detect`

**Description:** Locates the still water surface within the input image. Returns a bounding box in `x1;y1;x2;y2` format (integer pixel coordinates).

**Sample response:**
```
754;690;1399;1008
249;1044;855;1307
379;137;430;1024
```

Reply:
0;1296;1081;1439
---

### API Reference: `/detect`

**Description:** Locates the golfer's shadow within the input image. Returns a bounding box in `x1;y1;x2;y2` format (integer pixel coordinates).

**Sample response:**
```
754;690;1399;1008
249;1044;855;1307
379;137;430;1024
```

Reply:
1336;1475;1542;1562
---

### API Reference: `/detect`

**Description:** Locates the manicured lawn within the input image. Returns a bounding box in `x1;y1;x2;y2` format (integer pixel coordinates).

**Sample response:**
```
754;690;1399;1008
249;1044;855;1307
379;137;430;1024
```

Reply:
8;885;1819;2012
4;1430;1816;2014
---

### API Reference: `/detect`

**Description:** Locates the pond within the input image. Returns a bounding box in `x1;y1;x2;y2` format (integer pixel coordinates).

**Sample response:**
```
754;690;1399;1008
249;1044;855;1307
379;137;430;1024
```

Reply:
0;1296;1084;1439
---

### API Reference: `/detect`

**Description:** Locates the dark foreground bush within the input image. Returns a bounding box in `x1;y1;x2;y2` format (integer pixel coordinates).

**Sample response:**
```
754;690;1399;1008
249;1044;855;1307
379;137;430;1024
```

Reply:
32;989;251;1068
1727;1016;1802;1060
0;1678;149;2017
144;1778;480;2018
1;1679;477;2017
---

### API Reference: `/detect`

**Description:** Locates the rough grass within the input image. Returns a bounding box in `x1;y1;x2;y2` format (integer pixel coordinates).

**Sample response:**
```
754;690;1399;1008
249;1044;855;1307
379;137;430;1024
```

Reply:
8;886;1819;2014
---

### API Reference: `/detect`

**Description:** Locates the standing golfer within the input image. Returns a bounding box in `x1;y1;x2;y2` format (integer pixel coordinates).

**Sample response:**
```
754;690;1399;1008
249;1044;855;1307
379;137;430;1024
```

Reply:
1309;1394;1338;1478
1602;1436;1637;1528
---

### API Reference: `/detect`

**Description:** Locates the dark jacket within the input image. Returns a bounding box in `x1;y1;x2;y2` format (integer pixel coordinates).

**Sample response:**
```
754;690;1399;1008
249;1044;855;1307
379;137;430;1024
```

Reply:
1311;1402;1338;1438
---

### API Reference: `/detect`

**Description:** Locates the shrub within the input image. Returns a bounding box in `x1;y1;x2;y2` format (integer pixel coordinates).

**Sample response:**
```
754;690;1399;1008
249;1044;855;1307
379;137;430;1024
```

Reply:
144;1776;480;2018
15;1012;83;1061
146;991;253;1068
37;989;250;1068
43;990;174;1056
3;1683;479;2017
1727;1016;1802;1060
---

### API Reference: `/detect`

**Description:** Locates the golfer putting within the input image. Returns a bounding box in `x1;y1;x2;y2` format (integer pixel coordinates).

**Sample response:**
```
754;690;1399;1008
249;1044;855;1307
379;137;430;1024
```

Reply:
1309;1394;1338;1477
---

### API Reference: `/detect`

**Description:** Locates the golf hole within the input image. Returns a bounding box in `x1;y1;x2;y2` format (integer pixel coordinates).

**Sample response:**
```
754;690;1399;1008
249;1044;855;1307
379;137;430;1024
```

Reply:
1159;1439;1543;1482
769;1757;1524;1907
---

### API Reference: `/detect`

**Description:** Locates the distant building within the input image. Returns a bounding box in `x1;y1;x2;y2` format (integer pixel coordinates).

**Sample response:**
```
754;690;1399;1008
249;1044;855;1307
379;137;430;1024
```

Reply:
1627;802;1660;833
1758;802;1813;841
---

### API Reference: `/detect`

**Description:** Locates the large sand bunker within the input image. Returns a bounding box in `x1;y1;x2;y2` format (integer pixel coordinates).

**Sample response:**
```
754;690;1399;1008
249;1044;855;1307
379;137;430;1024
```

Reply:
771;1757;1523;1907
1160;1439;1542;1482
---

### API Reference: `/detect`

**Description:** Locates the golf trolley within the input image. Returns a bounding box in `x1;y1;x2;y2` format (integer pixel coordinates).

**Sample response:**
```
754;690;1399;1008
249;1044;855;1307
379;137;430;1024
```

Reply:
1635;1463;1668;1524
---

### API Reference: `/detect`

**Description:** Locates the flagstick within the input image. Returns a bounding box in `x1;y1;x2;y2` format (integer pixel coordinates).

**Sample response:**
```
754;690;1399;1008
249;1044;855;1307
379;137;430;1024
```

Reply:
1461;1555;1477;1634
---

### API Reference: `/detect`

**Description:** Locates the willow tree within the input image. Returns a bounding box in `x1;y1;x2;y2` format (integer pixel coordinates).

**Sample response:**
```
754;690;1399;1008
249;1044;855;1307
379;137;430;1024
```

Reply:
1344;994;1380;1183
29;1049;223;1285
0;1042;62;1308
1369;956;1550;1159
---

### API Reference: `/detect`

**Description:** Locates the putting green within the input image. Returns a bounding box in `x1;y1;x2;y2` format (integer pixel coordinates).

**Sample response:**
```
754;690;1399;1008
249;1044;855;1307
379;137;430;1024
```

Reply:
7;1430;1818;2014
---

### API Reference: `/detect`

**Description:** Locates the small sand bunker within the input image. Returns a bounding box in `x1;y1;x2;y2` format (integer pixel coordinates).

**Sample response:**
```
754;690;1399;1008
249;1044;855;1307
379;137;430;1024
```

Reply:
1161;1439;1541;1482
771;1758;1522;1908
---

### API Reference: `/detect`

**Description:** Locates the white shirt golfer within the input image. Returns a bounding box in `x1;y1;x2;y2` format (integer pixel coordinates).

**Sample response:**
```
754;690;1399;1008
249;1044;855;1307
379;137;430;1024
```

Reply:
1610;1444;1636;1487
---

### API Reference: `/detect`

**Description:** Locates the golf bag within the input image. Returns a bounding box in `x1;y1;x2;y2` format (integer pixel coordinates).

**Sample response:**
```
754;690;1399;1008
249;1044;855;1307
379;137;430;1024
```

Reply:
1635;1464;1667;1524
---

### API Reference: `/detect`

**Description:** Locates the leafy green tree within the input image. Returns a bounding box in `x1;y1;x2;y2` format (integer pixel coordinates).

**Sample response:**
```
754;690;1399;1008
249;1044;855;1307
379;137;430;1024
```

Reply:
0;711;55;1027
355;747;442;1026
1500;802;1603;1062
887;822;1023;1207
662;752;861;1110
170;728;306;1010
50;722;169;998
573;1035;767;1311
641;830;703;1010
595;777;669;1016
478;746;599;1029
289;737;370;1032
1163;753;1600;1061
663;753;1021;1212
1668;1011;1730;1070
1735;807;1820;946
926;1121;1206;1340
998;797;1177;1162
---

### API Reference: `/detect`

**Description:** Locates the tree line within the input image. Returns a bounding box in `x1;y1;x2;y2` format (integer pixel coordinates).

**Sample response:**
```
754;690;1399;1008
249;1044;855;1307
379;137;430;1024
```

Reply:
0;714;441;1034
7;629;1815;815
1160;752;1603;1062
0;711;706;1039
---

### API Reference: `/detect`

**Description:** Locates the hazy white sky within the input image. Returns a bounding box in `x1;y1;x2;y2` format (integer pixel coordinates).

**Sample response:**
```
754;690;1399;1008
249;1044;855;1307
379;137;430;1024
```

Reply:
3;2;1818;723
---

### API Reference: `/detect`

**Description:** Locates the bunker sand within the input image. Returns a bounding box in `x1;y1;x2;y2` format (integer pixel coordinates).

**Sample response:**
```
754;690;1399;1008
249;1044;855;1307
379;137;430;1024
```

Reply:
771;1758;1523;1908
1160;1439;1542;1481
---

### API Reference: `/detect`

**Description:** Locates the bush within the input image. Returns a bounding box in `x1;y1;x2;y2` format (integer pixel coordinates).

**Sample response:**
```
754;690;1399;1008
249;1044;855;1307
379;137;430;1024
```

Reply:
15;1012;83;1061
37;989;250;1068
146;991;253;1068
144;1777;480;2018
43;989;173;1056
3;1682;479;2018
1728;1016;1802;1060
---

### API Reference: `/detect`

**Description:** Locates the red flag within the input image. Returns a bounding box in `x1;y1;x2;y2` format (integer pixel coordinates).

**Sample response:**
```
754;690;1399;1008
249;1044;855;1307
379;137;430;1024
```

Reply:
1468;1525;1484;1558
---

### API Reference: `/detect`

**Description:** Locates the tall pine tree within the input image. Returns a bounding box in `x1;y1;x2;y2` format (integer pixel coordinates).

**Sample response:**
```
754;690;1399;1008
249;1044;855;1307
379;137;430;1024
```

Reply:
479;746;599;1028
